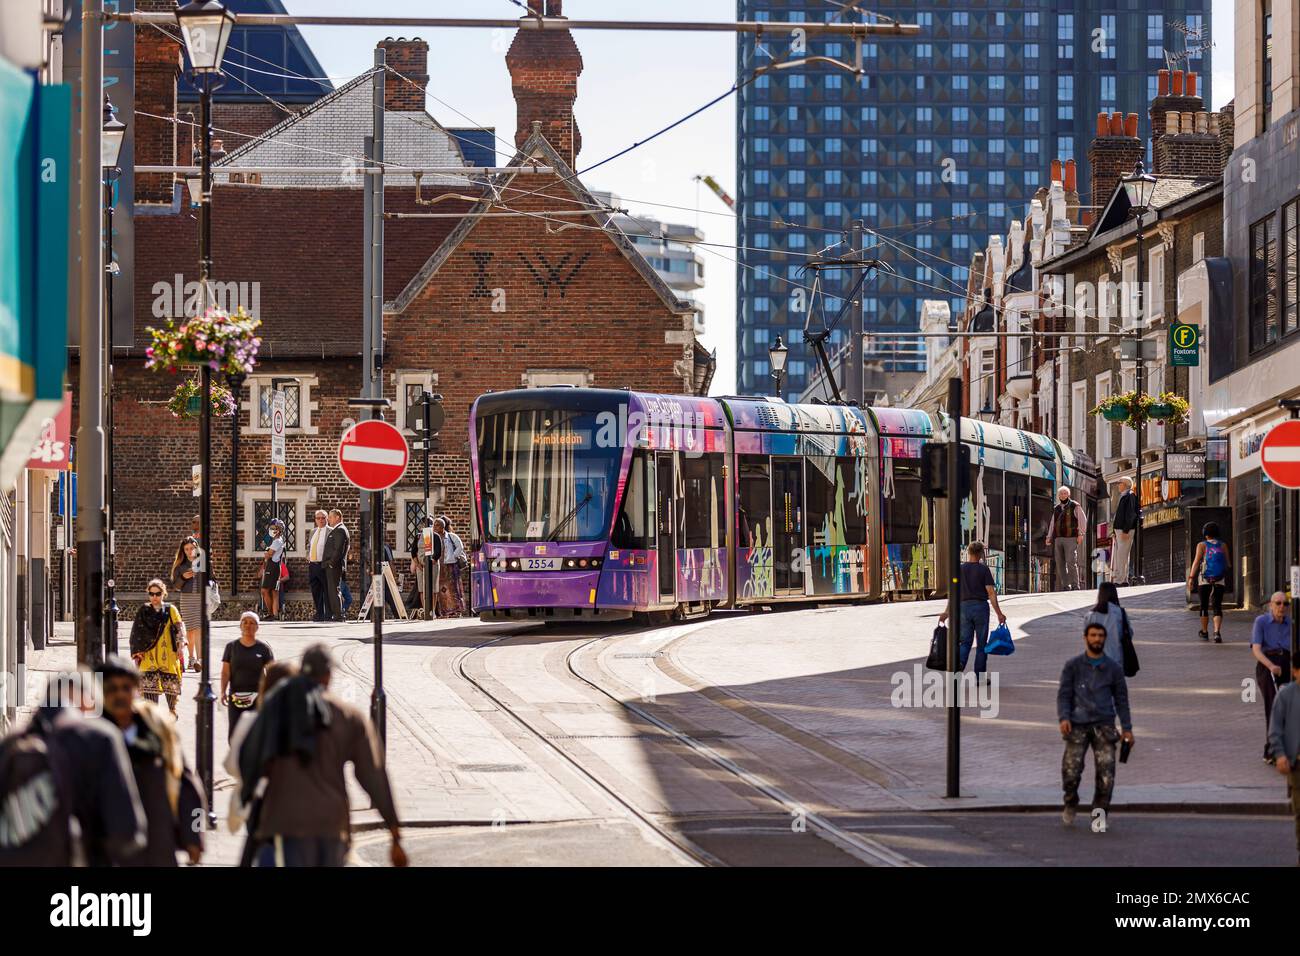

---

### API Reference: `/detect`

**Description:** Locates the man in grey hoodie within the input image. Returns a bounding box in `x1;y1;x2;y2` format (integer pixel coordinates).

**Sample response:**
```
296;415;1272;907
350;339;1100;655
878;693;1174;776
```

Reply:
1057;622;1135;828
1269;651;1300;865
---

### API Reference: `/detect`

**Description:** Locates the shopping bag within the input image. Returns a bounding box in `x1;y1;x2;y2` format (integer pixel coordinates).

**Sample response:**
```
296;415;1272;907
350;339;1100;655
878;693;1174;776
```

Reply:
985;622;1015;656
925;624;948;670
206;580;221;617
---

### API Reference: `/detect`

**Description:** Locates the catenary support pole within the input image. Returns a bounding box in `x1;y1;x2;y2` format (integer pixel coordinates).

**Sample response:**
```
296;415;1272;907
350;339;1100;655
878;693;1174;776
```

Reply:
359;133;373;586
946;376;962;799
423;392;433;618
76;0;106;667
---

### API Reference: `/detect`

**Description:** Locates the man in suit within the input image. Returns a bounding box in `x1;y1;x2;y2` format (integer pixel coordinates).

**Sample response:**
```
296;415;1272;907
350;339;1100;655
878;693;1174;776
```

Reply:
306;509;330;621
322;508;350;622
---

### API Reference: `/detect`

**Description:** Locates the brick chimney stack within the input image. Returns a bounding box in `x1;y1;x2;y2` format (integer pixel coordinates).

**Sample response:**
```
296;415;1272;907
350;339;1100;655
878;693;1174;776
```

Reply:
1149;68;1224;177
506;0;584;164
1086;111;1144;214
379;38;430;112
135;0;181;204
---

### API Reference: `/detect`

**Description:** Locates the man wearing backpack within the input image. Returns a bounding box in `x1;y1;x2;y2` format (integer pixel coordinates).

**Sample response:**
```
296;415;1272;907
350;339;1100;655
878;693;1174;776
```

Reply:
0;674;146;866
1186;521;1230;643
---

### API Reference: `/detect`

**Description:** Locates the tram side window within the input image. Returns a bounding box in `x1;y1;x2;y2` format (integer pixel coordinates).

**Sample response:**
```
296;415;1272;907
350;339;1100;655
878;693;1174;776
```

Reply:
1031;478;1053;555
612;451;650;549
885;458;923;545
837;456;868;546
682;453;724;549
805;455;837;543
738;456;772;549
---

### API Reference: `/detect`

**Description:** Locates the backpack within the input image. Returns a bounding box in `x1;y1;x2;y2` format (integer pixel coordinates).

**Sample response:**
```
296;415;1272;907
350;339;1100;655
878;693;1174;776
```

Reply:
1203;539;1227;583
0;716;75;866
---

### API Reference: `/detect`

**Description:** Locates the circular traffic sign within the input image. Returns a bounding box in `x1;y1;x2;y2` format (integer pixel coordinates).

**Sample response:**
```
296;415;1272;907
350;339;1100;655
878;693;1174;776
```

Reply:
338;419;409;491
1261;419;1300;490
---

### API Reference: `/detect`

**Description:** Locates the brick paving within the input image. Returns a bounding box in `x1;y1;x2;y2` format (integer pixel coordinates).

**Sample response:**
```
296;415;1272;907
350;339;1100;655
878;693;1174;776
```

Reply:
658;584;1291;811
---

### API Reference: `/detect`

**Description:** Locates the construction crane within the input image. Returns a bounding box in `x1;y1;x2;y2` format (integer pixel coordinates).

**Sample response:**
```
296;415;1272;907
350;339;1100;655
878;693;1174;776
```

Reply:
694;174;735;211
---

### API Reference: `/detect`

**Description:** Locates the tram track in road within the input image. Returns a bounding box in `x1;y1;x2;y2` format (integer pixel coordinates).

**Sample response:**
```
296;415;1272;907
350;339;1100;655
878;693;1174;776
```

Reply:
565;630;919;868
336;619;919;865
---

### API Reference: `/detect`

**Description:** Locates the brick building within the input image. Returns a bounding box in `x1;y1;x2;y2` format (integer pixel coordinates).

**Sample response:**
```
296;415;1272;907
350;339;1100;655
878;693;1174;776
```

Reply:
79;9;706;619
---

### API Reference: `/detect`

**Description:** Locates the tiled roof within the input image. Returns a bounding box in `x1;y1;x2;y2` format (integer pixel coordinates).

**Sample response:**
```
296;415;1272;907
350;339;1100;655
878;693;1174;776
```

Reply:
216;75;470;187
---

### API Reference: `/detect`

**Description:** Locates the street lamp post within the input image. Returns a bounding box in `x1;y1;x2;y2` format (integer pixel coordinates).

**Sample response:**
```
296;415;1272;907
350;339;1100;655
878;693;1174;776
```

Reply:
226;370;245;599
176;0;235;823
769;335;789;399
102;95;126;654
1122;161;1157;586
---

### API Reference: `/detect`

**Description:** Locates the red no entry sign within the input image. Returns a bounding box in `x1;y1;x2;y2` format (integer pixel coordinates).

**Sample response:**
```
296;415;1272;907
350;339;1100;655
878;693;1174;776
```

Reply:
338;419;409;491
1261;419;1300;490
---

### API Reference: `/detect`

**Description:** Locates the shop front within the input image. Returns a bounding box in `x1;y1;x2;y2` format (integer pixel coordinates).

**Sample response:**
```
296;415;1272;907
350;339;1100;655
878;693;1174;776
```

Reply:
1228;413;1293;610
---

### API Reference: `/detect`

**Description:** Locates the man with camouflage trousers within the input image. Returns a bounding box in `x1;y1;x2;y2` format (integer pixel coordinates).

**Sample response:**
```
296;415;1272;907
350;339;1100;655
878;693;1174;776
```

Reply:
1057;622;1135;828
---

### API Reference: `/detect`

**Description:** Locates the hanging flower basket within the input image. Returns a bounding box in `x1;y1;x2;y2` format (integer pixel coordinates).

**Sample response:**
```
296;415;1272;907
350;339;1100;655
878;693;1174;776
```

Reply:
145;306;261;377
167;377;237;419
1090;390;1191;429
1147;392;1190;426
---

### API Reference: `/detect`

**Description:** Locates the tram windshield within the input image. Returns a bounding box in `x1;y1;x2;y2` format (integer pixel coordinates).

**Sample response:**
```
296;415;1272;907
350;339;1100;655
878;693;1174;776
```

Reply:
477;408;621;542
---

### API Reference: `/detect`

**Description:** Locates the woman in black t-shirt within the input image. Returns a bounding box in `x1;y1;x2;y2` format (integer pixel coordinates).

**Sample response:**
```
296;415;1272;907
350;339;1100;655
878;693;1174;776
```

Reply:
220;611;275;742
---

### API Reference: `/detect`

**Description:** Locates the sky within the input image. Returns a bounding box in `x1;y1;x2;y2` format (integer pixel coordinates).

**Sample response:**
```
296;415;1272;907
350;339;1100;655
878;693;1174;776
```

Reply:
292;0;1237;396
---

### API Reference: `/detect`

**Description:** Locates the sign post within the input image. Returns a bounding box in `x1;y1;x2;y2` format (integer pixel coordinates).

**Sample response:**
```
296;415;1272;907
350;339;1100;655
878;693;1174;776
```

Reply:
339;407;406;754
269;388;286;481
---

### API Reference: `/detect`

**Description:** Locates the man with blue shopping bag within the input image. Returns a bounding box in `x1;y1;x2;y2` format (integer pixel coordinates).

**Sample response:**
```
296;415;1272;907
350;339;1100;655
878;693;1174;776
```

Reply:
938;541;1007;685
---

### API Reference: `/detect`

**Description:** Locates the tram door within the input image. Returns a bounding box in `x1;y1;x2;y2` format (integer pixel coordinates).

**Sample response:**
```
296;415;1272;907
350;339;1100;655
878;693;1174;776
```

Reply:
773;458;805;595
655;452;677;603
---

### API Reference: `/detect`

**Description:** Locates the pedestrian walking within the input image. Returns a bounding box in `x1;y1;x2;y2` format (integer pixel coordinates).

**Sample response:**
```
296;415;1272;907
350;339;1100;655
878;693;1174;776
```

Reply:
129;578;186;716
937;540;1007;681
220;611;275;743
322;509;350;622
1057;622;1134;828
259;518;286;620
441;515;468;617
0;674;146;866
224;659;298;867
1186;521;1230;643
1266;651;1300;865
1110;477;1140;585
98;655;205;866
1252;591;1294;762
1045;486;1088;591
238;644;406;867
1083;582;1130;668
170;536;203;671
307;509;329;622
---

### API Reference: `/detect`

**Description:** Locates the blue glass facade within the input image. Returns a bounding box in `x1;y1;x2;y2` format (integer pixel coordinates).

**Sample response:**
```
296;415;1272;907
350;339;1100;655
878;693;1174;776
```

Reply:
735;1;1211;398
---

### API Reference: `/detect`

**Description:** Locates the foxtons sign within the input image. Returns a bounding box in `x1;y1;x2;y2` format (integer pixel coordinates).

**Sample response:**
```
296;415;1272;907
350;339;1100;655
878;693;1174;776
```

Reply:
1169;322;1200;367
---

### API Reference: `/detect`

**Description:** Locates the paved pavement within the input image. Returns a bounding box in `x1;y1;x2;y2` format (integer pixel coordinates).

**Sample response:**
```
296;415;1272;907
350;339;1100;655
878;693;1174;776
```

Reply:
16;583;1296;865
641;584;1290;812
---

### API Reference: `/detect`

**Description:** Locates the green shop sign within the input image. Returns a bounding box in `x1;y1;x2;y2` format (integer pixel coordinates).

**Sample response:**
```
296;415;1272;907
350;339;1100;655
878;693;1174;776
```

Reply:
1169;322;1200;367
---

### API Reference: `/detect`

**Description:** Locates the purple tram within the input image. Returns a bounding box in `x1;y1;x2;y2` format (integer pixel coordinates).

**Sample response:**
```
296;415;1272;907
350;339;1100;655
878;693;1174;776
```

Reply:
467;387;1094;622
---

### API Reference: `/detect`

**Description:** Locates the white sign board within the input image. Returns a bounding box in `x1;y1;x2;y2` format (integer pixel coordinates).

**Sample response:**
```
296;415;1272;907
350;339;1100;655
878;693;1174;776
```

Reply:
270;389;287;475
191;464;201;497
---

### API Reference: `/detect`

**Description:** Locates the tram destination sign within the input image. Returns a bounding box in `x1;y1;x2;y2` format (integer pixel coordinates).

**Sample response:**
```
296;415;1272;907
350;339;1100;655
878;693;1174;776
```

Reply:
1165;450;1206;481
